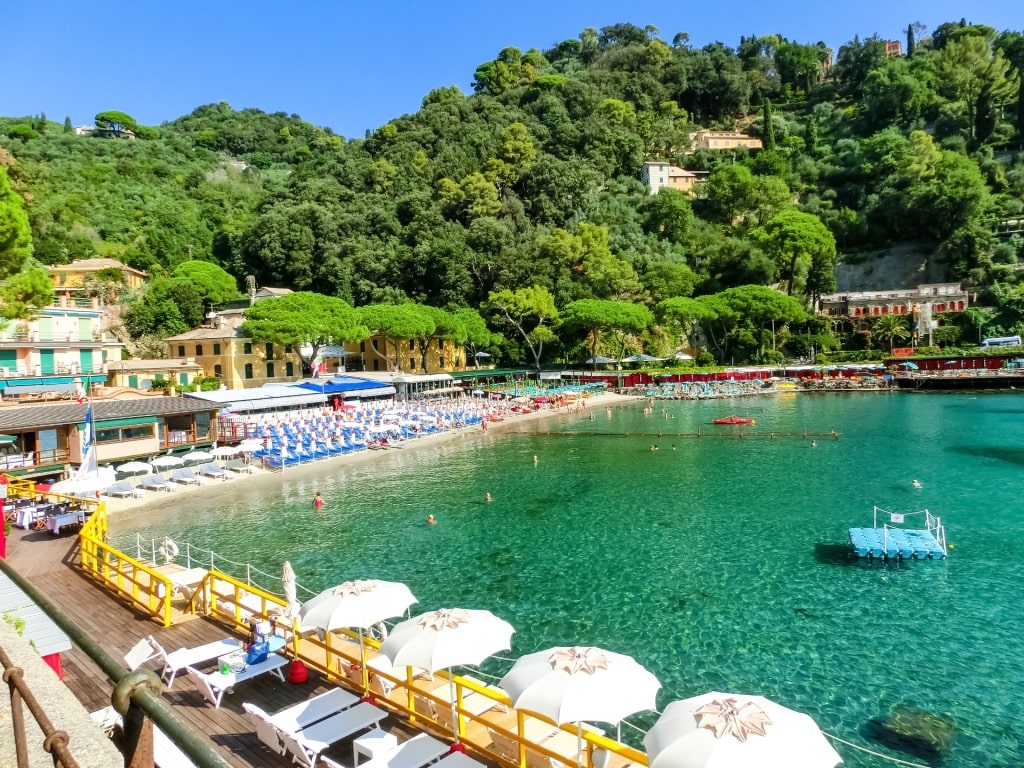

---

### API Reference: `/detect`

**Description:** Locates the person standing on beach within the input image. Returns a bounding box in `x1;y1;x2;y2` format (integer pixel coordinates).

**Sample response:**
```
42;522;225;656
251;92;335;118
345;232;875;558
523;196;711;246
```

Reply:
313;491;325;512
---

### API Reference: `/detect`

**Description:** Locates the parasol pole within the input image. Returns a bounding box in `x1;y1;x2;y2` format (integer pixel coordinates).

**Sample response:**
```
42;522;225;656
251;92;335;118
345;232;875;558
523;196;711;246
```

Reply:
360;628;370;695
449;671;461;745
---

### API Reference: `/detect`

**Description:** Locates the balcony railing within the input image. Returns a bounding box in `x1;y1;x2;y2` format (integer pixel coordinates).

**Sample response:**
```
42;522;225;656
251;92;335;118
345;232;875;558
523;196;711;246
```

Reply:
0;364;107;378
0;332;107;344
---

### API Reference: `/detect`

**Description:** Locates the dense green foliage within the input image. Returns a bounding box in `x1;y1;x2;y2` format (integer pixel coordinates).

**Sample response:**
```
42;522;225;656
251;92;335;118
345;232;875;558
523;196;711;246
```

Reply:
3;19;1024;363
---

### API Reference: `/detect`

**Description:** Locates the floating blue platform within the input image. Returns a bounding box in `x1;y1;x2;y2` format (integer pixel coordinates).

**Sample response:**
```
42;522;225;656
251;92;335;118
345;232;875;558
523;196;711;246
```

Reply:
849;508;948;561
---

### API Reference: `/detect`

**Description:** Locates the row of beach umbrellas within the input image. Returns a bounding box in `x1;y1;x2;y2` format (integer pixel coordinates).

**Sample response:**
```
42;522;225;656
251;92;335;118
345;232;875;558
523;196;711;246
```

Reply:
115;446;246;475
289;573;843;768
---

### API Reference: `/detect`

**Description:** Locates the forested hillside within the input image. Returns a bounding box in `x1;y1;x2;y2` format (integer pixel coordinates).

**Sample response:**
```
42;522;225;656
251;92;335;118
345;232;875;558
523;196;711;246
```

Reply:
2;19;1024;365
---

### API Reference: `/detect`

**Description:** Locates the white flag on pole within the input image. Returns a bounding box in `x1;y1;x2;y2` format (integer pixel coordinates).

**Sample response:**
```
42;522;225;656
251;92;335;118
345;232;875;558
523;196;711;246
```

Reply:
890;513;905;524
81;403;98;475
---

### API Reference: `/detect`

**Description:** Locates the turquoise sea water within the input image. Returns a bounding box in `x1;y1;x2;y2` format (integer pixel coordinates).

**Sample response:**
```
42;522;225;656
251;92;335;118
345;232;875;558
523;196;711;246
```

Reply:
112;393;1024;767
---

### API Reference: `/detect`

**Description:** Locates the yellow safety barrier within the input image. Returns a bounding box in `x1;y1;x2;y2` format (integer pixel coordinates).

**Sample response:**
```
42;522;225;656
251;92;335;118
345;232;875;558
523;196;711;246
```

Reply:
77;496;176;627
22;475;647;768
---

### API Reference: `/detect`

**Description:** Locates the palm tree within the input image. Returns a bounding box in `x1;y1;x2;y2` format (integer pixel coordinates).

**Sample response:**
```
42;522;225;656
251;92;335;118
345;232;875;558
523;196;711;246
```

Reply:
872;314;910;353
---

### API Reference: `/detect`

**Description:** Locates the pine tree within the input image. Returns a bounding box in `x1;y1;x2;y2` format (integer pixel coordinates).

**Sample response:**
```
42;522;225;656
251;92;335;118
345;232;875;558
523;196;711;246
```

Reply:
906;24;915;56
64;116;73;134
762;99;776;151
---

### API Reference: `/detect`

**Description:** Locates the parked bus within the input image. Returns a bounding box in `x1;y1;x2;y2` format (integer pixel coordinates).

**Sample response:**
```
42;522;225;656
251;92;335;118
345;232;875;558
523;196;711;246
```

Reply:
980;335;1022;347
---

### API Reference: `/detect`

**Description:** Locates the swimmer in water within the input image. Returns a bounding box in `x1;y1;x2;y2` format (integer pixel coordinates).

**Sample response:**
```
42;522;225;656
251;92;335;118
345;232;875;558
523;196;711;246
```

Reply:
912;479;922;489
486;493;492;502
426;514;436;524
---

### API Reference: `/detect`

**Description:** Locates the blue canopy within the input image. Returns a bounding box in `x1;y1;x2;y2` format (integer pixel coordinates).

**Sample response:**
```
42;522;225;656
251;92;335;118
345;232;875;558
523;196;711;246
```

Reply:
295;377;396;397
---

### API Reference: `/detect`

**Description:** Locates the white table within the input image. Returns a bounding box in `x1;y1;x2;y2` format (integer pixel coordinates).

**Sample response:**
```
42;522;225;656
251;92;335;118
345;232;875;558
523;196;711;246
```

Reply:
46;510;85;535
14;506;41;529
353;729;398;766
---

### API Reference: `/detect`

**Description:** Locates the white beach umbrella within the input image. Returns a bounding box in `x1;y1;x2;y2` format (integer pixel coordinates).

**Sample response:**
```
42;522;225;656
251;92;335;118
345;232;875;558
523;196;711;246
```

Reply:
282;561;300;621
299;580;418;693
180;450;214;464
212;446;241;459
116;461;152;476
238;438;264;452
643;693;843;768
150;455;184;469
299;579;417;633
500;646;661;767
380;608;515;743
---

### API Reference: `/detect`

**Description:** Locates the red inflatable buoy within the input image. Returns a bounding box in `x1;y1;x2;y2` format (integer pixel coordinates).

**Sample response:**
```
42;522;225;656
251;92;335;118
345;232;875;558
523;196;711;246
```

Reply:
288;658;308;684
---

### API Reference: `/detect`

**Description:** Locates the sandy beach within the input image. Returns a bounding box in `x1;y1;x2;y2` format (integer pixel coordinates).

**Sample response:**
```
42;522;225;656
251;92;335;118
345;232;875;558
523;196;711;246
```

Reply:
103;391;641;521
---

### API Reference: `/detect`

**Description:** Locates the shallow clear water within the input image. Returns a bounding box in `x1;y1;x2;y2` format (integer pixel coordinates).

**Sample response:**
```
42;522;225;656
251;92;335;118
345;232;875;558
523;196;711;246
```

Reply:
113;393;1024;767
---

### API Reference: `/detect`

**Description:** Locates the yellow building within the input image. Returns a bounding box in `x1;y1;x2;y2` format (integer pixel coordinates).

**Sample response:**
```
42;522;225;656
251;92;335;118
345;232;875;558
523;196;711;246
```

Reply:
641;162;709;196
165;299;467;385
337;333;466;375
106;359;205;391
164;324;303;390
48;258;147;295
688;130;763;151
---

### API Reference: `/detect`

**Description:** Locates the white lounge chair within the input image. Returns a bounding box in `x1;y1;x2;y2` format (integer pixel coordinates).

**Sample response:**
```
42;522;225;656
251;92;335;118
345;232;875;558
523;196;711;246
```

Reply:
124;638;157;671
321;732;449;768
141;474;175;492
433;754;488;768
147;635;242;688
106;481;143;498
277;701;389;767
186;652;288;708
170;468;203;485
243;688;360;754
197;462;229;480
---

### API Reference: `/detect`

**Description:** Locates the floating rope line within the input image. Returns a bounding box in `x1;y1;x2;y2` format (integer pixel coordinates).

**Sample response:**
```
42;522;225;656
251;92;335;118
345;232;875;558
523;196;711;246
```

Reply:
823;732;930;768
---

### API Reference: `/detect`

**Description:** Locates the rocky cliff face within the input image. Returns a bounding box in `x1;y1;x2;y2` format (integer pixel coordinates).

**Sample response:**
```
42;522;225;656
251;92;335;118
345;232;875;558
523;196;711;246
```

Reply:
835;244;948;291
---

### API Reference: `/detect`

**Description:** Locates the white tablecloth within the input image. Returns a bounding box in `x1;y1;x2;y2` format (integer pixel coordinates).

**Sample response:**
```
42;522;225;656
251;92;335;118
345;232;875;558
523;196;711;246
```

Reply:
46;510;85;535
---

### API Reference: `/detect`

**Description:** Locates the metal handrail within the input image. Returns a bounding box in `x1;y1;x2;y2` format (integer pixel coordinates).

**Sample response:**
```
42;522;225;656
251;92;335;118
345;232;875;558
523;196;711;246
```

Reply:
0;643;81;767
0;558;233;768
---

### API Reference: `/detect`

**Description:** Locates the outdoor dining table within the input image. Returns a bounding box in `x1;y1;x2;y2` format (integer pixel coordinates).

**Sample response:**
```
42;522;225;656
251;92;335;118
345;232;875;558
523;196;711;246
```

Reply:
46;509;86;535
14;505;45;529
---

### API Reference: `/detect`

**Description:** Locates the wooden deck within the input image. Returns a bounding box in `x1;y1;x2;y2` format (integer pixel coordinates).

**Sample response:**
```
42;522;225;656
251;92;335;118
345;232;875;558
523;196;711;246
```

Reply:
3;525;428;768
4;525;638;768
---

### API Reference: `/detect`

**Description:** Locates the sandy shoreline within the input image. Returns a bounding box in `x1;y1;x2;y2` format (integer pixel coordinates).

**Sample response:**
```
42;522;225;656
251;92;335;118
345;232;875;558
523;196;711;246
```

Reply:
103;392;641;523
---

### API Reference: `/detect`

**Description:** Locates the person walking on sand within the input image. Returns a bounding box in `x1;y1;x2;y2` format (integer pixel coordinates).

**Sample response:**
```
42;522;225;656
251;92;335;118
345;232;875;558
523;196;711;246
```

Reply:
313;491;325;512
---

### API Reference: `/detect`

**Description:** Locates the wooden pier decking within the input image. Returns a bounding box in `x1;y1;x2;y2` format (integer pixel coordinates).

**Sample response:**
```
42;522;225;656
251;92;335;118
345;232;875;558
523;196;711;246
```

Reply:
3;525;435;767
3;526;636;768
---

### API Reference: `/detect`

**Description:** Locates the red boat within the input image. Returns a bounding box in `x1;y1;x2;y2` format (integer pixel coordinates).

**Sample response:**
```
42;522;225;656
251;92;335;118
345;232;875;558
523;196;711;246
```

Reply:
712;415;755;425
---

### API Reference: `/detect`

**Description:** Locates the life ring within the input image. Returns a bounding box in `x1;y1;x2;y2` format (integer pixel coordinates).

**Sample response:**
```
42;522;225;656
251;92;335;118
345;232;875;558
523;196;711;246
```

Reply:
369;621;388;642
157;537;179;564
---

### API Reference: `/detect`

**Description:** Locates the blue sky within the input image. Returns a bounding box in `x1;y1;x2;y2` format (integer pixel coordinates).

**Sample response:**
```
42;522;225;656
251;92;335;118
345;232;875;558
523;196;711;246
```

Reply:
4;1;1020;138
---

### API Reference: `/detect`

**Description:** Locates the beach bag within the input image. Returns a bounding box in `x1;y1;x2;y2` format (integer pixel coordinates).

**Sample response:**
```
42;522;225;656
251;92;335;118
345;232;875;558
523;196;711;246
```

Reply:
246;641;269;665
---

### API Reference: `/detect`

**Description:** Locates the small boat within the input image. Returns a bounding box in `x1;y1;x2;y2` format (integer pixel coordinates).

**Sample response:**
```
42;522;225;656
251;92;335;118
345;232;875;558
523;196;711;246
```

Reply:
712;415;755;425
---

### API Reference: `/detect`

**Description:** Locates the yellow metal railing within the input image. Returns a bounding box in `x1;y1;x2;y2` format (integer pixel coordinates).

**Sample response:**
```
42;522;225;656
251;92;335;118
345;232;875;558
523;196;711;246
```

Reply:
77;493;177;627
42;486;645;768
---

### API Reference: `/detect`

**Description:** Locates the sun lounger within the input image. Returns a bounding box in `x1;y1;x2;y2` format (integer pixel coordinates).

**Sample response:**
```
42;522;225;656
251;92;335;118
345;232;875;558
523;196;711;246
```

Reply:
141;474;175;492
170;468;203;485
243;687;361;754
148;635;242;688
186;652;288;708
433;753;487;768
106;481;144;498
320;733;449;768
198;462;229;480
277;701;389;768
